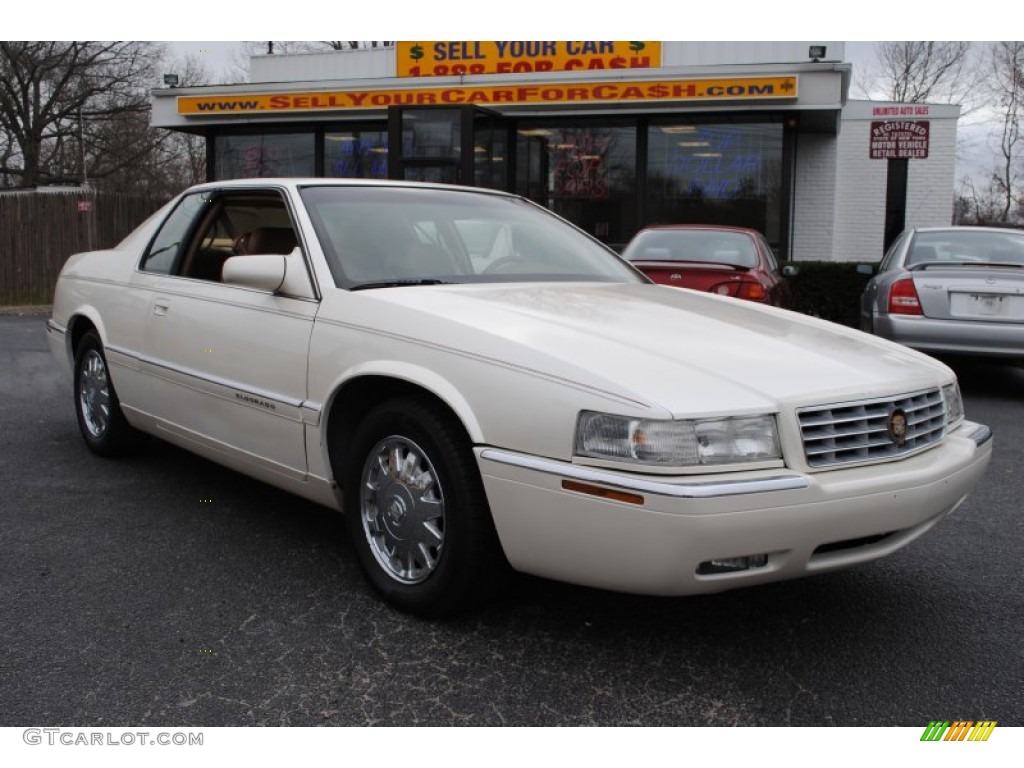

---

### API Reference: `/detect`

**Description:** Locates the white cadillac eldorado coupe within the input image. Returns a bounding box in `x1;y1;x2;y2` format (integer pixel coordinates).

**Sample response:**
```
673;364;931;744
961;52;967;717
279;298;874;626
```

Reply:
48;179;992;616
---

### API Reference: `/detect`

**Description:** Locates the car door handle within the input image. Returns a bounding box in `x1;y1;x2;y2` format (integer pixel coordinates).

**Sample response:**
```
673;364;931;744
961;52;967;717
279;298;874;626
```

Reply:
153;300;170;317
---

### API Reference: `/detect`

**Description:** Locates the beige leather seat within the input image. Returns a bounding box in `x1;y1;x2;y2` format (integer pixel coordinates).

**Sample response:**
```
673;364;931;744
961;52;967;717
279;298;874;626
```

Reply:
239;227;298;255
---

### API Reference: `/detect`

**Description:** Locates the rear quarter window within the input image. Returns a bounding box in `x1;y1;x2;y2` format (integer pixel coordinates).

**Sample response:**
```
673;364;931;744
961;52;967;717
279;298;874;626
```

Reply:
140;193;209;274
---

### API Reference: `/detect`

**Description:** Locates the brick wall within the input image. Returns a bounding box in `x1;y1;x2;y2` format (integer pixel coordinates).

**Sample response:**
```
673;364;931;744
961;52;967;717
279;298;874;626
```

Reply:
793;104;959;262
832;116;957;262
833;119;889;261
792;133;837;261
905;117;958;228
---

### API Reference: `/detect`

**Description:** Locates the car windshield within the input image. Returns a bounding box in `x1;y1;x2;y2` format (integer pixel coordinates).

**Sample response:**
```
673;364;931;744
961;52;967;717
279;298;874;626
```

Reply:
622;230;759;268
298;185;642;289
905;230;1024;267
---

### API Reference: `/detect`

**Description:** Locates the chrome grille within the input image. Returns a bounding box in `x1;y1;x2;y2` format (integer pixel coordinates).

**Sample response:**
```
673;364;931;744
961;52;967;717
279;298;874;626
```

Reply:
798;388;945;468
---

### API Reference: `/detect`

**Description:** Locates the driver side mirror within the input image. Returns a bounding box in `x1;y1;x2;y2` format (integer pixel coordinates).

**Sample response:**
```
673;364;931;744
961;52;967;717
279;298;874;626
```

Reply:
223;254;286;292
222;248;315;298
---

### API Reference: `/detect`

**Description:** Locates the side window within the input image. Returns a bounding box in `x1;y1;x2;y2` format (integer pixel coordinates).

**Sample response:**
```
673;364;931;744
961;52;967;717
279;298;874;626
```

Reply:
879;231;907;272
175;191;301;284
140;193;208;274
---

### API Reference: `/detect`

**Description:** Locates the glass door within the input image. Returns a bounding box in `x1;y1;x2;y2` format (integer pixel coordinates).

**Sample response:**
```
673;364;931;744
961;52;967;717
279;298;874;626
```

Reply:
388;106;507;189
472;109;508;191
390;107;463;184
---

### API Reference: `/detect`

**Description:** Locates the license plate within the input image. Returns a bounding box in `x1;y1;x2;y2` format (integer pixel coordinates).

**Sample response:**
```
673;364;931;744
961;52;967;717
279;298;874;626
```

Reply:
950;290;1024;320
969;293;1006;316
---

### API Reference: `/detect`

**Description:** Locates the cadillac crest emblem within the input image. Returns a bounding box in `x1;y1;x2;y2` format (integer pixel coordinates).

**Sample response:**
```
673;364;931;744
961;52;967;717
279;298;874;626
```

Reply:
888;408;909;447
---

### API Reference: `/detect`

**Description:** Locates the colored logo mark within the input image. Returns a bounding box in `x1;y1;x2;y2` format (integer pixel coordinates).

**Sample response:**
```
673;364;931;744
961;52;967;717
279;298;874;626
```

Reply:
920;721;997;741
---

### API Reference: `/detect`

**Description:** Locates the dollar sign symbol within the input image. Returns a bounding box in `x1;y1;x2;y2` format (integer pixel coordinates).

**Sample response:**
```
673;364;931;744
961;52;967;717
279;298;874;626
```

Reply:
629;41;645;53
410;44;424;61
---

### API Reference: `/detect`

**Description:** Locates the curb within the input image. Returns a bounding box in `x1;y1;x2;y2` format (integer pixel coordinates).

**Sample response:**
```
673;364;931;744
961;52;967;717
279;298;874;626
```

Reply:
0;305;52;317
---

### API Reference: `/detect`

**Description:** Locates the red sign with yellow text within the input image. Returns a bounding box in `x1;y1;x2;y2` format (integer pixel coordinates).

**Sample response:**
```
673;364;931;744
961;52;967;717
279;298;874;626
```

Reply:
396;41;661;77
177;77;797;115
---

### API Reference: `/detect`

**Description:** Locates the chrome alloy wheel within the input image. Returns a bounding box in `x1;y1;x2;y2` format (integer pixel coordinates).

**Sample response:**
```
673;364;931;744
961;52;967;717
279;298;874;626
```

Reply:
78;349;112;438
360;436;446;585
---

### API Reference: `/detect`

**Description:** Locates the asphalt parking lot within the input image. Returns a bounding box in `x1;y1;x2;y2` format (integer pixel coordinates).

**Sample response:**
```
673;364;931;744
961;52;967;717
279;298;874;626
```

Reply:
1;314;1022;726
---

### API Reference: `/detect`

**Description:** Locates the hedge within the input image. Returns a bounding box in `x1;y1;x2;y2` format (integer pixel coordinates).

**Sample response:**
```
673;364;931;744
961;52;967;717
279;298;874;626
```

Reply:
782;261;879;328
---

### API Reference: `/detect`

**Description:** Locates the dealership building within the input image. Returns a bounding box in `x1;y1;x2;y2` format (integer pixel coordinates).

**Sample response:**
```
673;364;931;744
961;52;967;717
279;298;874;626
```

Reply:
150;42;959;261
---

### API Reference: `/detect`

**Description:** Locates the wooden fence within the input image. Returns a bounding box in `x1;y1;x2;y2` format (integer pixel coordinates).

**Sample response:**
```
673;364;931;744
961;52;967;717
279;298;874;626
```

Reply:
0;189;168;306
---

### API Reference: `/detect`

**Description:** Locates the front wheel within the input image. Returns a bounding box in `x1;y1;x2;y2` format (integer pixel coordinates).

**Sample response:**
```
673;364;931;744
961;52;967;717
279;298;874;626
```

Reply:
73;331;142;456
343;398;508;617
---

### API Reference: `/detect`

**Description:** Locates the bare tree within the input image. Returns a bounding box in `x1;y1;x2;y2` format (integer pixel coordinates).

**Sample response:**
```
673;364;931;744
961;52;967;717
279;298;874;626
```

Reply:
250;41;394;56
987;41;1024;222
227;41;396;79
0;128;14;187
862;41;980;111
94;52;213;196
159;53;209;189
320;42;394;50
228;41;321;81
954;175;1003;224
0;41;163;188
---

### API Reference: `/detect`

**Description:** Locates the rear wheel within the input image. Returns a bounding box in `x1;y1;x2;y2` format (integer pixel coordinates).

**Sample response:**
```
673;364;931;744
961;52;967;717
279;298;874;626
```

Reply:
73;331;142;456
343;398;508;617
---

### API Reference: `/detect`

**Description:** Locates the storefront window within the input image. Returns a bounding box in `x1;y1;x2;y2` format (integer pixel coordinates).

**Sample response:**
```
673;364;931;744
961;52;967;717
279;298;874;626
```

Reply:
402;108;461;160
215;133;314;179
516;121;636;246
647;120;783;245
325;130;388;179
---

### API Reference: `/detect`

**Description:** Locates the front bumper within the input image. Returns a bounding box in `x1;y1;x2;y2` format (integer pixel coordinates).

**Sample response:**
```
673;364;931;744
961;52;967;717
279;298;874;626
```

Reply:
477;421;992;595
874;313;1024;358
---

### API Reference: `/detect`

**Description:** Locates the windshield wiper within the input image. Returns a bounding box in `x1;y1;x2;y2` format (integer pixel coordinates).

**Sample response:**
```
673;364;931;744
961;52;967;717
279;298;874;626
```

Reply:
349;278;457;291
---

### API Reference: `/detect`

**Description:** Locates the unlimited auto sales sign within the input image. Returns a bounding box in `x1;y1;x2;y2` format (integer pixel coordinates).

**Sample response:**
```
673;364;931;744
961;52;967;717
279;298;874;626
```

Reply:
869;121;930;159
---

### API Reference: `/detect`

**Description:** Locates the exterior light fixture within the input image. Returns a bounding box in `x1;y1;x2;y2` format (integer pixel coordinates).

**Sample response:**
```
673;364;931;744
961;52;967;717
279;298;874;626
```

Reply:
163;74;179;87
808;46;826;61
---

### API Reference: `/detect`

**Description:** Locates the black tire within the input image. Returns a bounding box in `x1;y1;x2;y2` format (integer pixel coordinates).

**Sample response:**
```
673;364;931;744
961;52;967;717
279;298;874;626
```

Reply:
343;397;508;617
73;331;142;457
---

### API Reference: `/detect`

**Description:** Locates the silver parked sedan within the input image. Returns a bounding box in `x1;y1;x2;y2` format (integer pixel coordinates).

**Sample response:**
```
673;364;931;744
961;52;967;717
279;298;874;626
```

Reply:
860;226;1024;362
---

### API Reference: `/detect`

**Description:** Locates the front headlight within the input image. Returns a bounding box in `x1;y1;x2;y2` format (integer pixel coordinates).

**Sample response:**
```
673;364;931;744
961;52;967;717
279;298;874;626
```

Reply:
942;381;964;425
575;411;781;468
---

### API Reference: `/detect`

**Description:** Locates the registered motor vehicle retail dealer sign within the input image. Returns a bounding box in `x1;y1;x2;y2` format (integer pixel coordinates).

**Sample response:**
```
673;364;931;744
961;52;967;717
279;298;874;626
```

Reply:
870;121;930;159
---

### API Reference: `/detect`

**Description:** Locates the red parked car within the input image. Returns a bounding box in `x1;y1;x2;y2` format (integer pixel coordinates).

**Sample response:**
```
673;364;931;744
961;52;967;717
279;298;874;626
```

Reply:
622;225;789;306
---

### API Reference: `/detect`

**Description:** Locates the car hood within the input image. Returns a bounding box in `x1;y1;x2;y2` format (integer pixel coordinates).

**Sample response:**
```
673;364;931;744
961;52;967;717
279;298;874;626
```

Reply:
351;282;950;416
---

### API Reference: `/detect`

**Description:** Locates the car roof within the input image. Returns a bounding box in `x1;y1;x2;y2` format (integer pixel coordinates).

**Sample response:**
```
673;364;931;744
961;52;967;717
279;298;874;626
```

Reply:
636;224;761;236
909;226;1024;235
184;177;516;199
